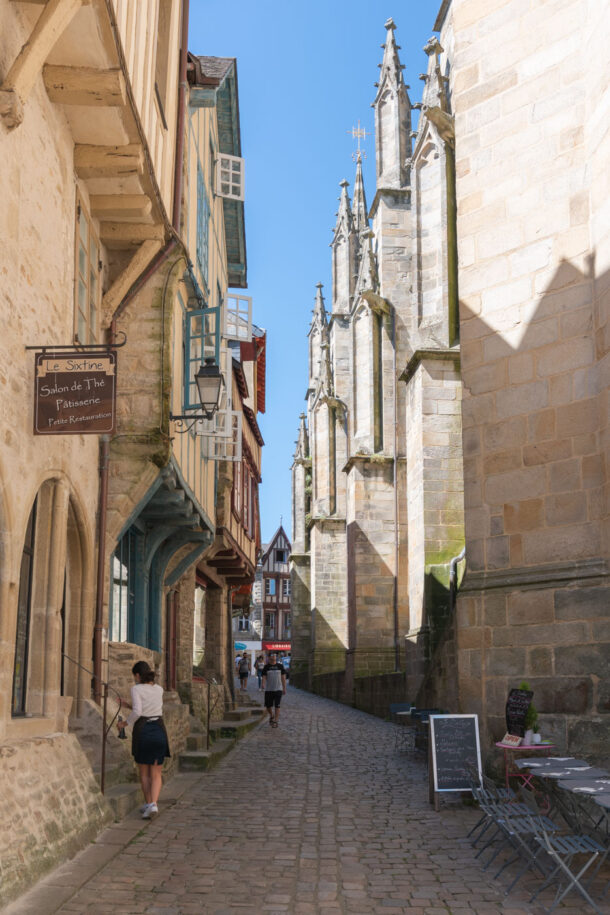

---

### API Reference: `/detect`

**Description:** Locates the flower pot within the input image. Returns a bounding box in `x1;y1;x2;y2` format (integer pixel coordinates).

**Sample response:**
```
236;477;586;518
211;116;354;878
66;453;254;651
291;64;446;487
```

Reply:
523;729;534;746
532;732;542;745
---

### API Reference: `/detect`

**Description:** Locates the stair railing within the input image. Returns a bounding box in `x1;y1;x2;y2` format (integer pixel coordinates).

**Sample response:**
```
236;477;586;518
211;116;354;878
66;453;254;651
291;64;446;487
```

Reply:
62;652;124;795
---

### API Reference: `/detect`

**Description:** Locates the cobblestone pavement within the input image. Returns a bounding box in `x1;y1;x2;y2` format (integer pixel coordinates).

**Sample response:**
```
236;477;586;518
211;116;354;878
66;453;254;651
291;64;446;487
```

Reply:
10;685;610;915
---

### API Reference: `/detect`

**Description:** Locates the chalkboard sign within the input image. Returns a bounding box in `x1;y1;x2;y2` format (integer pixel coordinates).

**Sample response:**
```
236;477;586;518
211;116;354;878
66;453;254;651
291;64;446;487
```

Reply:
429;714;482;794
505;688;533;737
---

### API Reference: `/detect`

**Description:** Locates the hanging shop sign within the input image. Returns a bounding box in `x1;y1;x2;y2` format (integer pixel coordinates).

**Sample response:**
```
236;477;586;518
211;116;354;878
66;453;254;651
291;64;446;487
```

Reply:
262;641;291;651
34;351;116;435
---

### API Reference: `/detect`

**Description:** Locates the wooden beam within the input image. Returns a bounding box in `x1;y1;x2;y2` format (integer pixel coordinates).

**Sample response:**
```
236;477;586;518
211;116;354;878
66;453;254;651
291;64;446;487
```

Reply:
90;196;152;219
11;1;90;4
99;222;165;248
74;144;143;178
43;66;126;107
0;0;86;128
102;239;163;315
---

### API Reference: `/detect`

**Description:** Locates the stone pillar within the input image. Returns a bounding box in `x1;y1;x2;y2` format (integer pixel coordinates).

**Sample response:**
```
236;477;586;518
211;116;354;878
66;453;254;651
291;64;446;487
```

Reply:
310;518;348;675
403;353;464;700
345;456;396;677
289;553;311;687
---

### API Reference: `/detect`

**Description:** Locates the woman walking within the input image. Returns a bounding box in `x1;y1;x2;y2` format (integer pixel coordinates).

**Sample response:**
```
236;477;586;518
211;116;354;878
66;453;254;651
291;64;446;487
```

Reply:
117;661;170;819
255;654;265;690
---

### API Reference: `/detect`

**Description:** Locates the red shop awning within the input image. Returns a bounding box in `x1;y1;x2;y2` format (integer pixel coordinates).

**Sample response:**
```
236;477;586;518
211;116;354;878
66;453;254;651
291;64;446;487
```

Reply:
262;641;291;651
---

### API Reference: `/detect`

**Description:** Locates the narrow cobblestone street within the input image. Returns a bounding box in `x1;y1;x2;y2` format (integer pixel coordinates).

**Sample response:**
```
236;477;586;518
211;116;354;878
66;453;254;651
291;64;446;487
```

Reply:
9;686;609;915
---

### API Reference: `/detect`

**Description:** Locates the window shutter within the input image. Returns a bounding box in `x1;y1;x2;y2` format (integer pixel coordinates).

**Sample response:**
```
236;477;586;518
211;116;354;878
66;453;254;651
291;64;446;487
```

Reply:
216;154;244;201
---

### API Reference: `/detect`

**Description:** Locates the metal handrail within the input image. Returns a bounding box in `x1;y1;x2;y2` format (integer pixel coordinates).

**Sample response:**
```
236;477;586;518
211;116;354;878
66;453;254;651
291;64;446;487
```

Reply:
62;652;124;795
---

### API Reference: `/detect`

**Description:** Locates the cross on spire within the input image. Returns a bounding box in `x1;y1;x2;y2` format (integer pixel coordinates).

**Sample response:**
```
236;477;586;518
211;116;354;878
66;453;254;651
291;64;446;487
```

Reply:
348;119;371;161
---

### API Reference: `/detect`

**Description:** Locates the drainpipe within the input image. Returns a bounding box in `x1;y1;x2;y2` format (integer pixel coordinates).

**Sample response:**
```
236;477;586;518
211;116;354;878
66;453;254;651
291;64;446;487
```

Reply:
93;0;191;700
449;546;466;615
392;306;400;672
93;436;109;705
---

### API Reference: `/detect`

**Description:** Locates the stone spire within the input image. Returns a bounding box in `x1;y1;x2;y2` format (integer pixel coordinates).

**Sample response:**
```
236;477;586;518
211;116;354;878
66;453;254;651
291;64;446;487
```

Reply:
319;341;334;398
295;412;309;460
311;281;328;331
308;283;328;390
352;152;368;234
331;180;359;314
332;179;353;241
373;18;412;188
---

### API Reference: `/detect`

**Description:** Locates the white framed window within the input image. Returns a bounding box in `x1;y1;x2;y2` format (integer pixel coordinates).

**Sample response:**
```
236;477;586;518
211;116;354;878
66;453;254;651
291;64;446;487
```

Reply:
216;153;244;201
283;579;291;598
195;410;242;462
75;195;101;344
224;293;252;342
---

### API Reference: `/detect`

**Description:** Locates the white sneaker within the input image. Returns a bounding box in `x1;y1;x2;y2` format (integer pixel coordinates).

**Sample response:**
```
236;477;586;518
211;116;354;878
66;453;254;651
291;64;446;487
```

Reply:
142;803;158;819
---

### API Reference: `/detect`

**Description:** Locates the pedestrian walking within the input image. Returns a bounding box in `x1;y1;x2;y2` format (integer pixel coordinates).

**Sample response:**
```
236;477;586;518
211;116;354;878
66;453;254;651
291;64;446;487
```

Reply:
255;654;265;690
262;651;286;728
117;661;170;819
237;652;251;691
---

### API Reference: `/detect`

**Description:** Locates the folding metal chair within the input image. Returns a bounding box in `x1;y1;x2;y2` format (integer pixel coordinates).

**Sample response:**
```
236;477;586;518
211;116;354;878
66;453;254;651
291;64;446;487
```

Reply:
527;814;608;914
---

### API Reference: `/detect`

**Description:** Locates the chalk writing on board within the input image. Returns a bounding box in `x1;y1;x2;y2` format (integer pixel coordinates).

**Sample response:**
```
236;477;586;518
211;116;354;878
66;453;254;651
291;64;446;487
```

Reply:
505;689;533;738
430;715;482;793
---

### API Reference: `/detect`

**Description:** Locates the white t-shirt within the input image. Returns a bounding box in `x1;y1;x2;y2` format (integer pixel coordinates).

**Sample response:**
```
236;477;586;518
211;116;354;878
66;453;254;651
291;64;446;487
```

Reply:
126;683;164;726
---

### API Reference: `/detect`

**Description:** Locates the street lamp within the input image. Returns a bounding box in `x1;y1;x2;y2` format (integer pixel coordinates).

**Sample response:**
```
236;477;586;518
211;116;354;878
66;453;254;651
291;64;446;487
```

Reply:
194;358;224;419
169;357;224;432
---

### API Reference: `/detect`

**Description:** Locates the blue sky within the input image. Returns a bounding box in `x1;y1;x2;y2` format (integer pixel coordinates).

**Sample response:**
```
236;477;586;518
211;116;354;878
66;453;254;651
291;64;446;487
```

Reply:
189;1;442;542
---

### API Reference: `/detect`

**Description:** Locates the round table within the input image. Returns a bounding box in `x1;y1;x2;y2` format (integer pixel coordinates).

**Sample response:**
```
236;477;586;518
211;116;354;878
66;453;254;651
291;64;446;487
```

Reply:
495;741;556;789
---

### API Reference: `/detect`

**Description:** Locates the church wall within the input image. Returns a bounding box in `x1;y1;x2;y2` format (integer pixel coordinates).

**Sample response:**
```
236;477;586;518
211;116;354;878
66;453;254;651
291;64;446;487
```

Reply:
289;554;311;686
452;0;610;757
345;457;396;675
310;519;348;674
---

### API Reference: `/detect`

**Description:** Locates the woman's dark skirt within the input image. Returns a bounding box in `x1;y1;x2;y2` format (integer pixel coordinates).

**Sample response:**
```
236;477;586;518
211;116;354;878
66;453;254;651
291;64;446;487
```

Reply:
132;717;171;765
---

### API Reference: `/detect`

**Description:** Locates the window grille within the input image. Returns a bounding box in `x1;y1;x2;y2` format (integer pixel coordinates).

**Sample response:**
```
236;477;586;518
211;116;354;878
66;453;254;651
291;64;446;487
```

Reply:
216;153;244;201
224;293;252;342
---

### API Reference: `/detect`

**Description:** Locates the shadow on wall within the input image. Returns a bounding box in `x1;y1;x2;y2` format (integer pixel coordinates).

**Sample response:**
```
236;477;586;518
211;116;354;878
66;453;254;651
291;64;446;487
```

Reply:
455;253;610;759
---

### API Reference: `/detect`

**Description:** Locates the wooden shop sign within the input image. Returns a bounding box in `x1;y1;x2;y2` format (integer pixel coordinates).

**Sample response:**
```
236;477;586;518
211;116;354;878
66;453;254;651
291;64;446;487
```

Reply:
34;351;116;435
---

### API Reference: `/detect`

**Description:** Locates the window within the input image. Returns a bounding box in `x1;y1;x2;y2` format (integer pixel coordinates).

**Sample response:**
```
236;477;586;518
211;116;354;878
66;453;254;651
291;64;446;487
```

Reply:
12;499;37;716
75;196;100;344
109;527;139;643
283;579;291;598
216;153;244;201
265;612;276;635
233;459;242;518
184;306;220;410
196;164;210;286
224;293;252;342
209;140;216;191
275;549;286;564
283;612;291;634
265;578;276;597
238;616;250;632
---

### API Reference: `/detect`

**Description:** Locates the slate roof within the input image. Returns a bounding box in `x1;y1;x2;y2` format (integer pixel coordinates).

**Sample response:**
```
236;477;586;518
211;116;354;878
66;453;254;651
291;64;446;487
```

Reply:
188;55;234;87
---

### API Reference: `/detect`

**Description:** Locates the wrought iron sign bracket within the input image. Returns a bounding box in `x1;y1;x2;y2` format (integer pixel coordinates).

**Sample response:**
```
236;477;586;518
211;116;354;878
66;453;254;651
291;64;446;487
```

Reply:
25;331;127;352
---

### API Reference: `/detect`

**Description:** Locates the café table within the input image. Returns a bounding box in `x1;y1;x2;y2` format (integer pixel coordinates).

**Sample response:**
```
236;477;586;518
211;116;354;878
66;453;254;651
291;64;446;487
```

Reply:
495;741;555;789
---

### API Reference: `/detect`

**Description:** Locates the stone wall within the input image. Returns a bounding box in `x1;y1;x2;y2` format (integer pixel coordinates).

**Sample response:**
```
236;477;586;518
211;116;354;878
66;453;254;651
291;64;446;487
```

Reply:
107;641;189;779
191;678;228;727
451;0;610;758
0;733;111;909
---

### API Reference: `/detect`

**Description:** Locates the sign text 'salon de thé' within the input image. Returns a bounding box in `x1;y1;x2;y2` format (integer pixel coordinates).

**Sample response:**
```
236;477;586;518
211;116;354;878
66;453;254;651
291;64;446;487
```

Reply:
34;352;116;435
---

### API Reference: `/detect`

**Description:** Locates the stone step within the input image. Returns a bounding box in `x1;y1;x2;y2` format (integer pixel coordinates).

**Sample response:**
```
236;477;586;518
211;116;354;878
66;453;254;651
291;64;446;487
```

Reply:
208;715;263;742
224;708;252;721
104;782;144;821
179;739;235;773
186;733;206;751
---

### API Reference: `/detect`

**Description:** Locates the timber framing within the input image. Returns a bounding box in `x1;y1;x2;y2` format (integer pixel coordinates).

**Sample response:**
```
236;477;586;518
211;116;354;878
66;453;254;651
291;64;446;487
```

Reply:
0;0;89;128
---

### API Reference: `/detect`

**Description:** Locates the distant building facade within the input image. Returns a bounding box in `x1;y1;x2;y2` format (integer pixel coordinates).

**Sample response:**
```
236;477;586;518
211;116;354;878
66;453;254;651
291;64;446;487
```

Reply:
261;526;292;655
292;0;610;761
